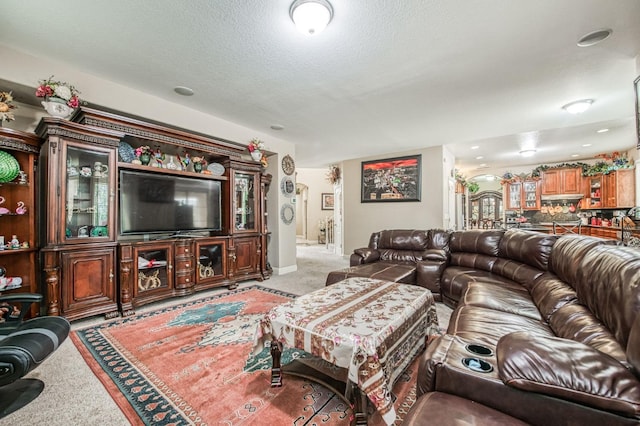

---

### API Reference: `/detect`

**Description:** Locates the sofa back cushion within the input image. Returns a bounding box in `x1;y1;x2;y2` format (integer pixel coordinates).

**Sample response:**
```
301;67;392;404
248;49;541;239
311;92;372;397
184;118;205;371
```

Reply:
498;229;558;271
370;229;436;263
529;274;578;322
548;235;610;285
574;245;640;351
449;229;504;256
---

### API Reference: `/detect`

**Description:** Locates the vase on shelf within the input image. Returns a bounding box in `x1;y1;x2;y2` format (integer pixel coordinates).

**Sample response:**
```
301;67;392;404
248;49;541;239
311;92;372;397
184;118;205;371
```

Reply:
139;153;151;166
193;162;203;173
41;97;74;119
250;150;262;162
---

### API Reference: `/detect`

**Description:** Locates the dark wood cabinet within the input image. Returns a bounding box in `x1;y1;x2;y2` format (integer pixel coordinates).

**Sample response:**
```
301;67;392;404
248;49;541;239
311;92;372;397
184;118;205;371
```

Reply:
37;119;122;319
118;241;174;315
56;245;118;321
35;108;272;321
195;237;231;290
541;168;582;195
230;236;260;281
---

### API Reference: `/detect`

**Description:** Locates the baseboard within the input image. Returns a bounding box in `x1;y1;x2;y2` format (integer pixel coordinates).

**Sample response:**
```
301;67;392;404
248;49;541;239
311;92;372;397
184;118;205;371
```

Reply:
273;264;298;275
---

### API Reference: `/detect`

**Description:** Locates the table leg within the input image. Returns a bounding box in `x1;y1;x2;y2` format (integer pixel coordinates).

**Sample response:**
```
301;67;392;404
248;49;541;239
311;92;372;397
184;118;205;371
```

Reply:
352;385;368;426
270;339;283;387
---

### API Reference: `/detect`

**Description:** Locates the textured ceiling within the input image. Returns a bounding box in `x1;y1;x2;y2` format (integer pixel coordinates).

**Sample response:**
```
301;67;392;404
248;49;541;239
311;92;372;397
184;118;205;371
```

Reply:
1;0;639;173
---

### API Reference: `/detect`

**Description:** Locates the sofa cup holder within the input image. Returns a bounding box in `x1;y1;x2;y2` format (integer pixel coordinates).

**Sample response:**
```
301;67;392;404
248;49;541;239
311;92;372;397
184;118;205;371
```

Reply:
465;344;494;357
462;357;493;373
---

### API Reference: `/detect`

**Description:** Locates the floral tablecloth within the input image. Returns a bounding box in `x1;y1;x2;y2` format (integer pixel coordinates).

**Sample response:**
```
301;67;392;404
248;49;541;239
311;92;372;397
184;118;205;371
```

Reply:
253;277;438;425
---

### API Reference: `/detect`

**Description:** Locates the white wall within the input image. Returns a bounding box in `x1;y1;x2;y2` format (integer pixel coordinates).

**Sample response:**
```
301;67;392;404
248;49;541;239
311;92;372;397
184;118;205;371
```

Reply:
1;45;298;273
342;146;446;254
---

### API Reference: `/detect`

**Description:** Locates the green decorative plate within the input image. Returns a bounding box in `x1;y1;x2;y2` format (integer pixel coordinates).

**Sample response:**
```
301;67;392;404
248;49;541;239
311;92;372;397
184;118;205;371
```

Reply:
0;151;20;183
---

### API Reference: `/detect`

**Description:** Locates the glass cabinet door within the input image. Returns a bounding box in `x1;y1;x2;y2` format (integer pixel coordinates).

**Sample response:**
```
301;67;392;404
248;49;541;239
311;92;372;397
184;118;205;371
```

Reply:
233;172;257;232
65;145;113;241
507;182;522;210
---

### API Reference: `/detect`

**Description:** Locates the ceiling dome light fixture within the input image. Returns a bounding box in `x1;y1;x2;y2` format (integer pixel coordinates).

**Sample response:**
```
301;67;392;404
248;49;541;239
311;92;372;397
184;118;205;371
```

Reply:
174;86;194;96
562;99;593;114
519;149;537;157
577;29;612;47
290;0;333;35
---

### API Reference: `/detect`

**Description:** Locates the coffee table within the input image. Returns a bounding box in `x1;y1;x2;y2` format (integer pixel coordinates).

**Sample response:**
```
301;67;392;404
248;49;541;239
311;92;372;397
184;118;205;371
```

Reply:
252;277;438;425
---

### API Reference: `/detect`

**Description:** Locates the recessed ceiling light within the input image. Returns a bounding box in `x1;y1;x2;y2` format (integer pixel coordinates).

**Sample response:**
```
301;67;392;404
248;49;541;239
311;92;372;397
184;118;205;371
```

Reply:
270;124;285;130
470;145;479;150
476;156;483;160
577;29;612;47
519;149;537;157
571;154;580;158
562;99;593;114
582;143;592;147
478;163;487;168
596;128;609;133
174;86;194;96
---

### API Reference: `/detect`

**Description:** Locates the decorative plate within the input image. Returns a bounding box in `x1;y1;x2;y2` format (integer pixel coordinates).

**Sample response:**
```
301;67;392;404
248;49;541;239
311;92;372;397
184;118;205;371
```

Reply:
281;154;295;175
280;203;295;225
281;176;295;197
207;162;225;176
0;150;20;183
118;141;136;163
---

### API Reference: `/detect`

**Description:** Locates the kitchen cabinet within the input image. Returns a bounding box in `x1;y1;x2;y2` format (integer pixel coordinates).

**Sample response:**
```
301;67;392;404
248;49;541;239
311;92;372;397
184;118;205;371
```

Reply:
0;129;42;317
541;168;582;195
603;169;635;208
582;169;635;209
505;180;540;211
37;119;121;319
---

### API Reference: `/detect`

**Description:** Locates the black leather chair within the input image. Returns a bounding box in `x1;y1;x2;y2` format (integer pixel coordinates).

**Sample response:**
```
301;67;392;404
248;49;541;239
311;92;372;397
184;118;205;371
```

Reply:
0;293;70;418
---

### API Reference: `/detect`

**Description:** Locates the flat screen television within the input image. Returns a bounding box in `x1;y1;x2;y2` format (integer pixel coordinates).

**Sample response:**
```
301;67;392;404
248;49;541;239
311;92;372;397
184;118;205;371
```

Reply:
119;169;222;235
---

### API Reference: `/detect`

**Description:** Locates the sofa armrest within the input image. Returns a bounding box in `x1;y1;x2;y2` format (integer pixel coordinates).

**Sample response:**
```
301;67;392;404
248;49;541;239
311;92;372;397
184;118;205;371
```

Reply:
497;331;640;418
350;247;380;266
416;251;448;296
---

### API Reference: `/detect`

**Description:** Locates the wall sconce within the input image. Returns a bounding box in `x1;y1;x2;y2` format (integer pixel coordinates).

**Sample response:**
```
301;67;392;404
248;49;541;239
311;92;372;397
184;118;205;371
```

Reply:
290;0;333;35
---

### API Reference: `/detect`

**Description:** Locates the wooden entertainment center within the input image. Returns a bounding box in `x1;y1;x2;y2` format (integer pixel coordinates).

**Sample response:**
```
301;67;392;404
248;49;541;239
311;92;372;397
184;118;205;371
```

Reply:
35;107;272;321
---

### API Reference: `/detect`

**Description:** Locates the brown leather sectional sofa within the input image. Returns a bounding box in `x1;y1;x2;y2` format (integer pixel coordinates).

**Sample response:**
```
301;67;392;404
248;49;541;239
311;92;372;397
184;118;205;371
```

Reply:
348;228;640;425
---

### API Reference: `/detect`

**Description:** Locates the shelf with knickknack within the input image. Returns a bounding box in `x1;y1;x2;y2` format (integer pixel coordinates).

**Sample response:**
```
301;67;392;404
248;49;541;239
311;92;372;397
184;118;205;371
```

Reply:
0;127;41;318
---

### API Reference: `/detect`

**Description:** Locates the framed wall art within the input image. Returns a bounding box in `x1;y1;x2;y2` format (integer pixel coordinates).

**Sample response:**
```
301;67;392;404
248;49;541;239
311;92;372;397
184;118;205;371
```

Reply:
361;154;422;202
321;193;334;210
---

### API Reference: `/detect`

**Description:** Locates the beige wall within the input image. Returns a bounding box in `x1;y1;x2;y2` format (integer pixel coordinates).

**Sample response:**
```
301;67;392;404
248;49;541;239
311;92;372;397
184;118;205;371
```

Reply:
0;44;298;273
342;146;446;254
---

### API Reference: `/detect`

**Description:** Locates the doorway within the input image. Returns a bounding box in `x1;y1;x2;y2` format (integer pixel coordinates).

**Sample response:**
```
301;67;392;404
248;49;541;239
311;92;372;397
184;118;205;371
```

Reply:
295;183;308;243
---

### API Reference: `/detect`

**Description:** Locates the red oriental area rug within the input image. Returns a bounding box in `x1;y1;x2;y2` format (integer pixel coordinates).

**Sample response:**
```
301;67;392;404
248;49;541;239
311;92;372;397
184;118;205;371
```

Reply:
71;285;421;425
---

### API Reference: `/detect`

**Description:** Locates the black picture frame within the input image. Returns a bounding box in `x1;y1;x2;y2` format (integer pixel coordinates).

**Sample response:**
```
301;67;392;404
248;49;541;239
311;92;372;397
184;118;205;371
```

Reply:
361;154;422;202
321;193;334;210
635;75;640;150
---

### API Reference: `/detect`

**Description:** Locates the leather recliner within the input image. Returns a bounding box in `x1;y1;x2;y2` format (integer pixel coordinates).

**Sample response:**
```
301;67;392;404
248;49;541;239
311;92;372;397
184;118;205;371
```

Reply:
0;293;70;418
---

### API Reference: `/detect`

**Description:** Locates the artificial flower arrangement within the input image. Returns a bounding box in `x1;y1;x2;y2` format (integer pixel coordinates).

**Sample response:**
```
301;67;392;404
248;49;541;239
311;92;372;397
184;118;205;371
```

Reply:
0;92;16;122
35;76;82;108
248;138;264;152
135;145;153;157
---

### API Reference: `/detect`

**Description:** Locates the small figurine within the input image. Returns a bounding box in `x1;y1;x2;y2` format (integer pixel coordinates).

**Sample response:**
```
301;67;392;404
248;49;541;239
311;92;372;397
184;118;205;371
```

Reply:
10;235;19;249
15;201;26;215
0;197;9;215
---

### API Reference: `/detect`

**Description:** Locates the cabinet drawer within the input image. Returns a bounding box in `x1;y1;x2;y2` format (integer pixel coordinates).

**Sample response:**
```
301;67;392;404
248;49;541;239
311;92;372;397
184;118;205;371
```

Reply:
175;244;192;256
175;259;193;272
175;274;193;285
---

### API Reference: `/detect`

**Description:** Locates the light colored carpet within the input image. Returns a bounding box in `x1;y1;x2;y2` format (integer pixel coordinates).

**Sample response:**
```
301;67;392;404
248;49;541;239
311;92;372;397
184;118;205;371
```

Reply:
7;244;452;424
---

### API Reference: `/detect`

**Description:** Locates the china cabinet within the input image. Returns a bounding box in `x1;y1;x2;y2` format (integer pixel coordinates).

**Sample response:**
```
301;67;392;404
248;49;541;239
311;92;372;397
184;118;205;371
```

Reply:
505;181;522;210
37;118;121;320
226;159;264;283
0;128;41;317
541;168;582;195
